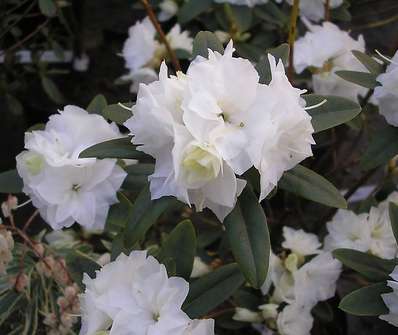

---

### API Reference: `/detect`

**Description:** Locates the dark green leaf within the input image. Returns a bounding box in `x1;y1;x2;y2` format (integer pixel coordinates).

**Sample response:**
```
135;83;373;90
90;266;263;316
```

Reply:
389;203;398;245
122;164;154;191
333;249;397;282
0;170;23;194
256;55;272;85
41;76;64;104
66;250;101;286
279;165;347;208
175;49;191;59
157;220;196;280
178;0;212;24
39;0;57;17
183;263;245;318
227;5;253;32
124;185;178;248
87;94;107;115
303;94;362;133
336;70;379;89
192;31;224;59
266;43;289;65
106;192;134;233
224;186;270;288
102;103;132;125
352;50;383;75
79;137;147;160
361;126;398;170
339;282;390;316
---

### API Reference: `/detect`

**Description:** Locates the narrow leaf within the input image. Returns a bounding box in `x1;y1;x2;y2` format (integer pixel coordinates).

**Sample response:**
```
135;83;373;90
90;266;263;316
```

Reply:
192;31;224;59
389;203;398;245
339;282;390;316
41;76;64;104
224;186;270;288
102;103;132;125
122;164;154;191
0;169;23;194
279;165;347;208
352;50;383;75
266;43;289;65
335;70;379;89
178;0;212;24
87;94;107;114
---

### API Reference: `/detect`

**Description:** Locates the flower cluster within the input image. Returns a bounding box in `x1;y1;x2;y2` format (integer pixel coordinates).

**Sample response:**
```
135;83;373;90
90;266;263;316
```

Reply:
324;191;398;259
374;50;398;126
16;106;127;231
380;266;398;327
0;226;14;275
79;250;214;335
294;22;367;101
124;42;314;221
233;227;342;335
122;17;193;92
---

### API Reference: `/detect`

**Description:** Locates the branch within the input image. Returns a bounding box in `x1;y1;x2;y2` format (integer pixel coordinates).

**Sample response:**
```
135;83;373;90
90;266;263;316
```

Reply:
140;0;181;72
287;0;300;82
324;0;330;21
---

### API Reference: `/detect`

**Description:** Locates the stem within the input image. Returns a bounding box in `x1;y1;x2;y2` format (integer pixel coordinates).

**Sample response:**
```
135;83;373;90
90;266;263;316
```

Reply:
139;0;181;72
23;209;39;232
324;0;330;21
287;0;300;81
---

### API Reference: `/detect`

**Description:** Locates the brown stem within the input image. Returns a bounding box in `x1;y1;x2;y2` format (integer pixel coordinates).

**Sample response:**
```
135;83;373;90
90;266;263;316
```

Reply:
287;0;300;82
140;0;181;72
324;0;330;21
23;209;39;233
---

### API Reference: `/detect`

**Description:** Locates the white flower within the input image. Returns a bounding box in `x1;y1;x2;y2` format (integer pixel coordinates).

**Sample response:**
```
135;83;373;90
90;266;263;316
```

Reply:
73;53;90;72
282;227;321;257
213;0;269;7
293;252;342;307
190;257;211;278
259;303;279;320
286;0;343;22
79;250;214;335
294;22;367;101
374;50;398;126
276;303;313;335
324;209;371;252
158;0;178;21
380;265;398;327
0;227;14;275
233;307;263;323
122;17;192;93
16;106;127;230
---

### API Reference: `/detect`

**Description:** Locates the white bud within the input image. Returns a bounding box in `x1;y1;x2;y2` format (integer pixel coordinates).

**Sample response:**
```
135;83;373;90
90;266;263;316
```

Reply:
190;257;211;278
232;307;263;323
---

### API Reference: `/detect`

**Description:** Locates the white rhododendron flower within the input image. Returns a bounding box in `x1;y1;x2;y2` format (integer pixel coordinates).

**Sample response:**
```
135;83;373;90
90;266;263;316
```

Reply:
158;0;179;21
282;226;321;257
16;106;127;230
125;41;314;220
285;0;343;22
214;0;269;7
79;250;214;335
122;17;192;93
380;266;398;327
276;303;313;335
374;50;398;126
294;22;367;101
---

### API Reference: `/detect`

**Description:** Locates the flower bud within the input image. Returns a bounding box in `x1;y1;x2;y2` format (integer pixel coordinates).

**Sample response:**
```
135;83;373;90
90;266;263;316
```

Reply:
232;307;263;323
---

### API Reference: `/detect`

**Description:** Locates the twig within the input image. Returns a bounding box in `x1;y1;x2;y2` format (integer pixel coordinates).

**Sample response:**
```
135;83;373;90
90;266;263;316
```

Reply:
287;0;300;82
139;0;181;72
23;209;39;233
352;13;398;30
324;0;330;21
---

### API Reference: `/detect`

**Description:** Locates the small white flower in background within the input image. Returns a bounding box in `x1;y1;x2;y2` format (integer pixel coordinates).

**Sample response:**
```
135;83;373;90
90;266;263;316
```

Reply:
1;195;18;218
121;17;193;93
214;0;269;7
16;106;127;231
285;0;343;22
374;50;398;126
276;303;313;335
125;41;314;221
190;256;211;278
80;250;214;335
158;0;179;21
282;226;321;258
233;307;263;323
380;265;398;327
294;22;368;101
0;226;14;275
73;53;90;72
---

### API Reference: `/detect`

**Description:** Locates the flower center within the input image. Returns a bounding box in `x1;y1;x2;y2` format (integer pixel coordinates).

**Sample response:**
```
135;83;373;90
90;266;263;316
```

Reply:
25;153;44;175
72;184;81;192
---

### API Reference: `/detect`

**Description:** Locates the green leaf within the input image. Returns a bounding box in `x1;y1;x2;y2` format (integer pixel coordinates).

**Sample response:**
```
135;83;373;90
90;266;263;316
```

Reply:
266;43;289;65
389;203;398;245
192;31;224;59
41;76;64;103
66;250;101;287
224;186;270;288
87;94;107;114
0;169;23;194
352;50;383;75
122;164;154;191
333;249;397;282
124;185;178;248
303;94;362;133
38;0;57;17
335;70;379;89
178;0;212;24
339;282;390;316
79;137;147;160
105;192;134;233
227;5;253;32
175;49;192;59
183;263;245;318
361;126;398;170
157;220;196;280
102;103;132;125
256;55;272;85
279;165;347;208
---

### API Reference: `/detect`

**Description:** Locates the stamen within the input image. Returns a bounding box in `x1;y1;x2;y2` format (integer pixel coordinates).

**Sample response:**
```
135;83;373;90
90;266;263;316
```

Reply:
16;199;32;209
304;99;327;110
375;50;398;66
118;102;133;111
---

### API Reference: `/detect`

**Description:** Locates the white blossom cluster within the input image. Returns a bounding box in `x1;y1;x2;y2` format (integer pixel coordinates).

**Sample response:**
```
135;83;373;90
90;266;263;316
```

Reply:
16;106;127;231
214;0;269;7
233;227;342;335
324;191;398;259
294;21;368;101
79;250;214;335
380;266;398;327
122;17;193;93
0;226;14;275
124;41;314;221
374;50;398;126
